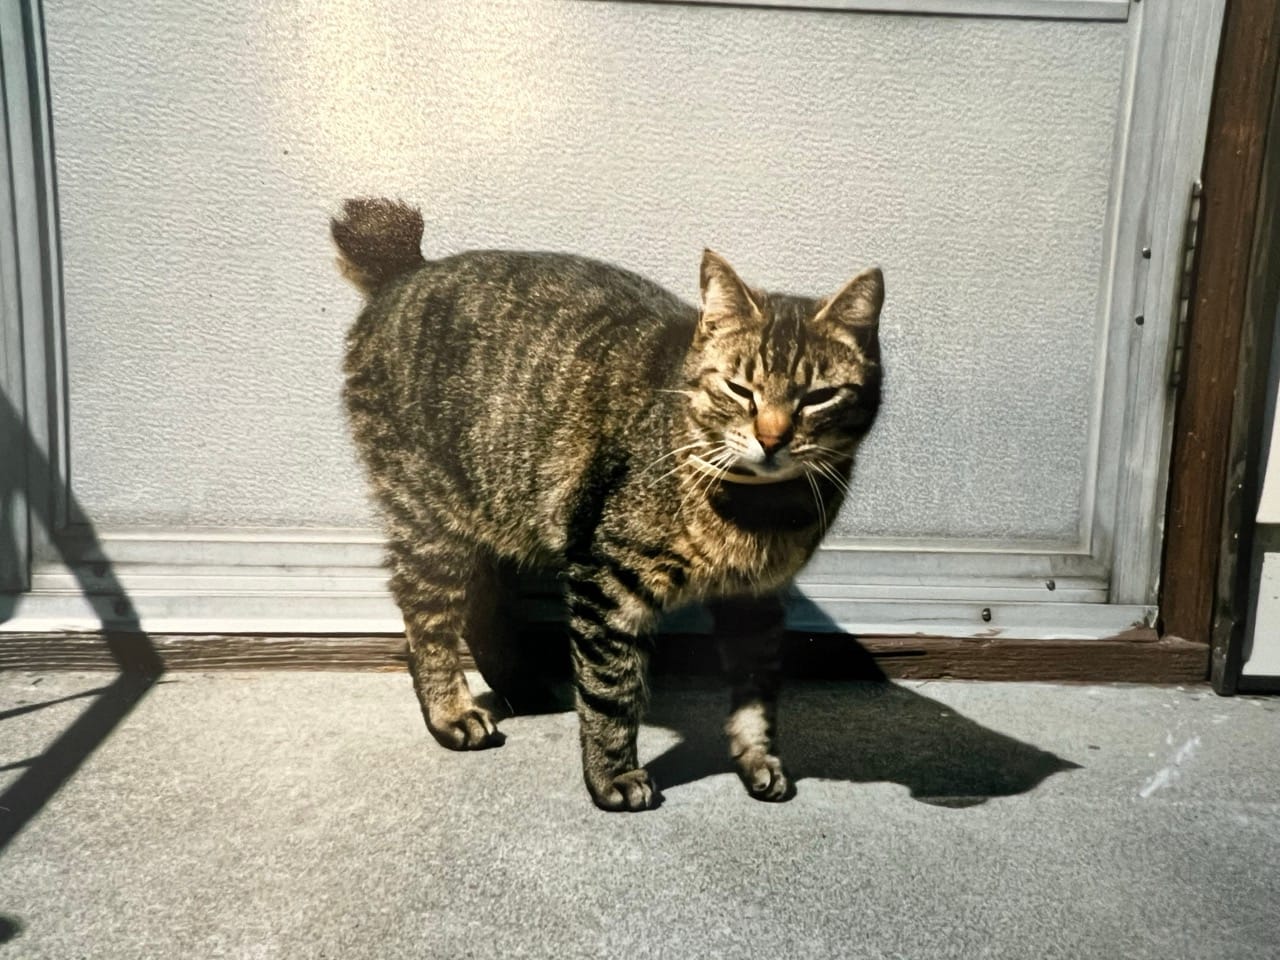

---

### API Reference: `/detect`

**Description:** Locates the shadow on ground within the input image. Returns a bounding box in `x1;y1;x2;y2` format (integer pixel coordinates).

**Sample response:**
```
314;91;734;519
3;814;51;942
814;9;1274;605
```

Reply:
645;679;1077;807
0;394;161;863
481;629;1079;807
652;634;1078;806
0;913;22;944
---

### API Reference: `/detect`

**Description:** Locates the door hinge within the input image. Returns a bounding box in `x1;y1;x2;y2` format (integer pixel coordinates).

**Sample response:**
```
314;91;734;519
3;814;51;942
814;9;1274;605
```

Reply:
1168;179;1203;390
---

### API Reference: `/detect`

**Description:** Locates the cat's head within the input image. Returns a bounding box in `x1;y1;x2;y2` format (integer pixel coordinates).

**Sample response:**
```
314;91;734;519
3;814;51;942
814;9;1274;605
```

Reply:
683;250;883;483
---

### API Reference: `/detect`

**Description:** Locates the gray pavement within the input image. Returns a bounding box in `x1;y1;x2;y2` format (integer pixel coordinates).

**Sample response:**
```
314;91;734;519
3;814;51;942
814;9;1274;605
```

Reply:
1;670;1277;959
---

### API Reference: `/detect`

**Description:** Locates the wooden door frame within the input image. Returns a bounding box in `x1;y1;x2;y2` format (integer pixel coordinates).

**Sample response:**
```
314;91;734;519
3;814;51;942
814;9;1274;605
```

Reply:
1159;0;1280;678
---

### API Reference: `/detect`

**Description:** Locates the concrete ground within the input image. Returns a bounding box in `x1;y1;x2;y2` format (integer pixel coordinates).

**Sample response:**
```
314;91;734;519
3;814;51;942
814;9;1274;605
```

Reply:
0;670;1277;960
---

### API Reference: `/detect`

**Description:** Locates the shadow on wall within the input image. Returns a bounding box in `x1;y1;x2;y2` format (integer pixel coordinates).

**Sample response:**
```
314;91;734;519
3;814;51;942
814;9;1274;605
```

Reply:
0;393;163;856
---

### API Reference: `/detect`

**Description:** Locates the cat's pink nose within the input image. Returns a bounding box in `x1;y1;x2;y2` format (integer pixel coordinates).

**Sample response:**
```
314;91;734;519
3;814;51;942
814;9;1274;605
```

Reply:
755;408;793;457
758;434;788;456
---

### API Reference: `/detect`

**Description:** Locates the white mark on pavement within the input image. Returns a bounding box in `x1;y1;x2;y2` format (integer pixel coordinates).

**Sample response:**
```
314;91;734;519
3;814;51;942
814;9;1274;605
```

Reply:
1139;735;1201;799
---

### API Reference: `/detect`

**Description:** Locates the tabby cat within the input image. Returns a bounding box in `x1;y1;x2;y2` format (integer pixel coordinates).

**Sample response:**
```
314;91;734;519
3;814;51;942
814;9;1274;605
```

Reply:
333;199;883;811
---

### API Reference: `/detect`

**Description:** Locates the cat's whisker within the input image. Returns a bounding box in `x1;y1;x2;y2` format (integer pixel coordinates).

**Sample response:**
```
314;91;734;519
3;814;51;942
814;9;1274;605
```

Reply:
640;439;718;478
818;458;854;494
807;456;844;490
809;458;853;497
805;471;827;531
702;455;738;497
642;438;712;468
676;472;710;518
677;448;735;516
800;442;856;462
649;442;730;486
680;455;721;512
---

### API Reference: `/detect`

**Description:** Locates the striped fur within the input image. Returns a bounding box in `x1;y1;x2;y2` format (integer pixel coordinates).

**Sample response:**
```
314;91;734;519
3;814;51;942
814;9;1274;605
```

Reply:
334;199;883;811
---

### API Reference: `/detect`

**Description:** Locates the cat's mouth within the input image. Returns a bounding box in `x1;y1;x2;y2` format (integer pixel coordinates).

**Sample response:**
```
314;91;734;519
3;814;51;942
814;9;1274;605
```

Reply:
688;454;804;485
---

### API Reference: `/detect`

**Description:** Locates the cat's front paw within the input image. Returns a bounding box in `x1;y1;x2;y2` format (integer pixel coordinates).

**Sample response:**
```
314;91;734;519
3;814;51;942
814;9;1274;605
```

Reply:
736;752;792;802
588;768;662;812
426;705;504;751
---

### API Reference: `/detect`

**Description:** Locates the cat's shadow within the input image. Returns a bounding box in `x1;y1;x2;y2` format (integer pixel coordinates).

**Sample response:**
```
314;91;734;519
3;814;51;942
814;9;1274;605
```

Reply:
643;678;1077;807
481;633;1079;807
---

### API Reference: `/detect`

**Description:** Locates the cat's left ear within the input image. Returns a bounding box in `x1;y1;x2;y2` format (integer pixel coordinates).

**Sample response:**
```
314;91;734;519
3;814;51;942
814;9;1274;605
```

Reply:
814;267;884;335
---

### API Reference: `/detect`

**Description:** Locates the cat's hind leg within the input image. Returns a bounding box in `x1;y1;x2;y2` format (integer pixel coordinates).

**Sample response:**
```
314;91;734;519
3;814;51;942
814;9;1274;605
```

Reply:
710;594;793;802
388;533;503;751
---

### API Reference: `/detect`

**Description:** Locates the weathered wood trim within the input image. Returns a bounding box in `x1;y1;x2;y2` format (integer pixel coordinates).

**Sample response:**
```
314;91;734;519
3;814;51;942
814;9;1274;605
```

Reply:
865;634;1206;683
1210;90;1280;691
0;630;1207;684
1161;0;1280;643
1208;0;1280;693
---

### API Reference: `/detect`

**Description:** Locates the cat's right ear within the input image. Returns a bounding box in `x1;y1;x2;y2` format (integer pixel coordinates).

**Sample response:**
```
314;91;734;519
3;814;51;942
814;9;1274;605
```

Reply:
699;249;760;333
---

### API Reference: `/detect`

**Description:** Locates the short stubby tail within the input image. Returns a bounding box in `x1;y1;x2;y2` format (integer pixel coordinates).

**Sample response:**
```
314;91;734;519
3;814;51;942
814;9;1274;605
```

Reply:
330;197;427;297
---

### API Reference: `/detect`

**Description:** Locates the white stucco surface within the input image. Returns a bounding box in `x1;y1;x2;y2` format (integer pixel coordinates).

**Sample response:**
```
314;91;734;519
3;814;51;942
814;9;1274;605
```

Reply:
46;1;1125;540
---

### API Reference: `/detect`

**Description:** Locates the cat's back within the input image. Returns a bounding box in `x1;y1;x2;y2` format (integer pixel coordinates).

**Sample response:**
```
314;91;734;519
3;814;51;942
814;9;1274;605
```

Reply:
361;249;690;358
350;248;695;445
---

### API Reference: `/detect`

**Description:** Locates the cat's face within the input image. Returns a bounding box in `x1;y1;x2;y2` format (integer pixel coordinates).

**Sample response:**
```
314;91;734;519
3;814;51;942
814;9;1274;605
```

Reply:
683;250;882;483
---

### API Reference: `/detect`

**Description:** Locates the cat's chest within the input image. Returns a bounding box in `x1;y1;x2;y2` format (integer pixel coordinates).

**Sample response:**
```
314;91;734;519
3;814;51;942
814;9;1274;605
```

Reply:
672;520;812;601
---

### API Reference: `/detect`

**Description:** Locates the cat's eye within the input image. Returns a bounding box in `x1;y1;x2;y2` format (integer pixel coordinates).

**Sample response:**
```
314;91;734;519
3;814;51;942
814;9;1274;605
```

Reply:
725;380;755;401
799;386;841;408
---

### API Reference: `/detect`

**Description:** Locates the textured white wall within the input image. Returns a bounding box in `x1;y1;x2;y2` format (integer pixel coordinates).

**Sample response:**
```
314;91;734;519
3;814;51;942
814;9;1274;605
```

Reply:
46;0;1124;541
